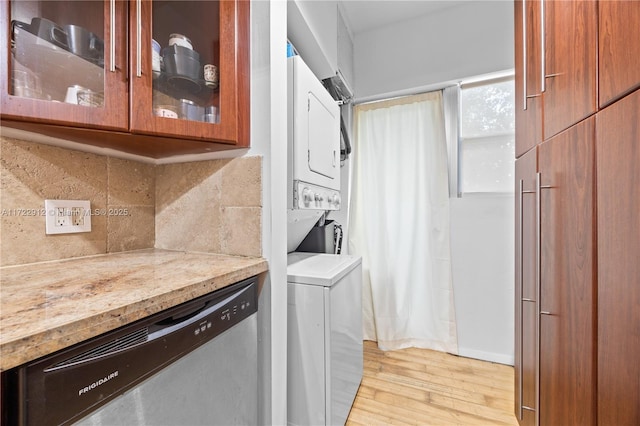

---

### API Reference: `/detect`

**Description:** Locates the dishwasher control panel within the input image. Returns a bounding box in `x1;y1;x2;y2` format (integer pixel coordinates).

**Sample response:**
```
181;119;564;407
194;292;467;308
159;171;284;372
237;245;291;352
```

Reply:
187;285;255;342
192;294;253;337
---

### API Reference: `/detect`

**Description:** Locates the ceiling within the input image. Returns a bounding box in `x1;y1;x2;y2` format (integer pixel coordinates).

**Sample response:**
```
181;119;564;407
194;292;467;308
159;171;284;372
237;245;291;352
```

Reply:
339;0;470;35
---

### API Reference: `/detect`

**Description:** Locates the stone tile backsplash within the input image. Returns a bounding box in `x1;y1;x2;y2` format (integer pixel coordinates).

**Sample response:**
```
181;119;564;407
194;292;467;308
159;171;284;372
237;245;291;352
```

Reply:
0;136;262;266
155;156;262;257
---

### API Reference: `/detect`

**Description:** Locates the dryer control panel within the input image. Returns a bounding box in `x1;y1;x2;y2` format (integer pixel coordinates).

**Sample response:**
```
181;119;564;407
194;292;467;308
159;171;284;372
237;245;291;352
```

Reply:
293;181;341;211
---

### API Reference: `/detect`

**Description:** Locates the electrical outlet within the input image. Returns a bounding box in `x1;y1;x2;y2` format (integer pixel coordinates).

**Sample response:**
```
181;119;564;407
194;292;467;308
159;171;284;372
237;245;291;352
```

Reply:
71;207;84;226
55;207;69;227
45;200;91;235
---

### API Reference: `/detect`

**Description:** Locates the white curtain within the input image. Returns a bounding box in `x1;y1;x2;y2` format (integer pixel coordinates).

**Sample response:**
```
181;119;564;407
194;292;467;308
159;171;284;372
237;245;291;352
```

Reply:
348;91;458;353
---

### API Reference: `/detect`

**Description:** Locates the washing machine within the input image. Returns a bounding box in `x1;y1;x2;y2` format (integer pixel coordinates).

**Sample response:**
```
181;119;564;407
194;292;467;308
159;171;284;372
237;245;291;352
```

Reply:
287;252;363;426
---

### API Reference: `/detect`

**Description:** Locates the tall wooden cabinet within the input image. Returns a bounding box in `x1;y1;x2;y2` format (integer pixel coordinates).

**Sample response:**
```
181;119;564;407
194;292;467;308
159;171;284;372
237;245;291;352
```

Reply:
515;1;640;425
596;89;640;426
537;119;596;426
515;118;597;426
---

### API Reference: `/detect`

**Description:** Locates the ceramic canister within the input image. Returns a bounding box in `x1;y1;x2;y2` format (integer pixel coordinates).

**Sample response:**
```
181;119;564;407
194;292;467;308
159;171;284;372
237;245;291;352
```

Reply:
168;33;192;50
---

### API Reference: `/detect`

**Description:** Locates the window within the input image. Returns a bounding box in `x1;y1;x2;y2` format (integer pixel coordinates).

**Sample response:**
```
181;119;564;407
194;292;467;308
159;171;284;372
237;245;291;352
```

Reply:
458;76;515;194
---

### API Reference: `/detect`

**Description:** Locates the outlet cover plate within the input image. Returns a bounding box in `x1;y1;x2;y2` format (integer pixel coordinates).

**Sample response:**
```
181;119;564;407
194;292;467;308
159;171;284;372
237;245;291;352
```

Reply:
44;200;91;234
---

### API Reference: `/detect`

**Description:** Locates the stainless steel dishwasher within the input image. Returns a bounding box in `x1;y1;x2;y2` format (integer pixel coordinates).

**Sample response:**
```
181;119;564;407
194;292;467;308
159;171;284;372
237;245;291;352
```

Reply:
1;276;258;426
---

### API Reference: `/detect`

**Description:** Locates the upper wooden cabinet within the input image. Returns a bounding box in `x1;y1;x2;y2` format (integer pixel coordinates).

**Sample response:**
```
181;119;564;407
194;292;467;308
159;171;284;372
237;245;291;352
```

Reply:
542;0;597;141
516;0;640;154
514;0;543;158
598;1;640;108
0;1;128;130
0;0;249;158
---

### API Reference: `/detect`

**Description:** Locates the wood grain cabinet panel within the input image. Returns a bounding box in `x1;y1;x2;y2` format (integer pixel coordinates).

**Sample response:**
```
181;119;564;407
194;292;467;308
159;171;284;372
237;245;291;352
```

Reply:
538;117;596;426
542;0;597;140
599;1;640;107
596;88;640;426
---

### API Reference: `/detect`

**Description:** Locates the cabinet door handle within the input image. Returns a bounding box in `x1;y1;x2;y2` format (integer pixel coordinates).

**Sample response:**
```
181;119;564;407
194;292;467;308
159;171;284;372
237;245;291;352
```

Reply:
535;172;552;426
522;0;543;109
535;172;541;426
136;0;142;77
109;0;116;72
536;172;552;317
519;179;535;420
540;0;546;93
518;179;524;420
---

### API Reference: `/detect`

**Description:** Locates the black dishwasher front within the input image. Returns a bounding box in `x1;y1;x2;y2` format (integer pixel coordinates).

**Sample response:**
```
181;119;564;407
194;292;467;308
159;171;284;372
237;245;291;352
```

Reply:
2;276;258;426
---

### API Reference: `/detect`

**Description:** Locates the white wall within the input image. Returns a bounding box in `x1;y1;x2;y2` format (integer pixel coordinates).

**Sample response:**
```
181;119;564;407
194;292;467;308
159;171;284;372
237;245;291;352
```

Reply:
450;196;514;364
351;1;515;364
249;1;288;424
354;1;514;100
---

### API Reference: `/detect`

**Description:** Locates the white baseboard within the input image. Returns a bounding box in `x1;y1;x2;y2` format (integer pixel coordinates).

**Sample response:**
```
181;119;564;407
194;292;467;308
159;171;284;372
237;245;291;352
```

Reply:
457;347;514;366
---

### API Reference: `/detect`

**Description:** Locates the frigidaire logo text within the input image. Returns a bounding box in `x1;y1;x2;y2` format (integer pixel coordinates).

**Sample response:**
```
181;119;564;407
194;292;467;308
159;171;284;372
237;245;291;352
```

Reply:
78;371;119;396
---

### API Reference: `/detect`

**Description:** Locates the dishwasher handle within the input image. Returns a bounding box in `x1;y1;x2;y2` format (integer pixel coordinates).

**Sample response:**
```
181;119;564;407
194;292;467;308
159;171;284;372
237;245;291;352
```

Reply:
154;301;208;327
148;288;249;341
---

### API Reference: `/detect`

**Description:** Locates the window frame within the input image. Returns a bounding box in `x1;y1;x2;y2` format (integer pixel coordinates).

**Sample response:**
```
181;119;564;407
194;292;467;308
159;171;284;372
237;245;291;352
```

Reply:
450;73;516;197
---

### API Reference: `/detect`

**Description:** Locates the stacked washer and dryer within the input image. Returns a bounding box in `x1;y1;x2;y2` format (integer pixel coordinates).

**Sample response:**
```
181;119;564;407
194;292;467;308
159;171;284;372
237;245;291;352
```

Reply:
286;55;363;426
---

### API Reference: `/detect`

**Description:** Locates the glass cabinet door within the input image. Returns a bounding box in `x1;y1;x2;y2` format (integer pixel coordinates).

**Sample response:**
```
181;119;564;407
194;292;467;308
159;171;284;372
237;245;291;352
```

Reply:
130;0;249;146
1;0;128;129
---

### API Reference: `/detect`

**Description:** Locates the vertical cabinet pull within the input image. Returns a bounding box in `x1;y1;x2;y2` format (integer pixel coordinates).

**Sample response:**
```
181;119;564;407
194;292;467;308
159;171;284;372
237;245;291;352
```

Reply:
518;179;525;420
136;0;142;77
109;0;116;72
535;172;542;426
519;179;536;420
522;0;543;110
517;172;552;424
535;172;552;426
536;172;553;316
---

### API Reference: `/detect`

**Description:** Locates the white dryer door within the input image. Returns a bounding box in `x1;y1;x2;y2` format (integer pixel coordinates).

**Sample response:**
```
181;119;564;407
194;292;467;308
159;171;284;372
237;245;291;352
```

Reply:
308;91;339;179
289;56;340;192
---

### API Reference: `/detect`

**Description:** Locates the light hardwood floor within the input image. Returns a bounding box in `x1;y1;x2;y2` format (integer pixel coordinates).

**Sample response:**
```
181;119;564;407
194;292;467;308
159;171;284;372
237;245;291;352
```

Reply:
346;341;519;426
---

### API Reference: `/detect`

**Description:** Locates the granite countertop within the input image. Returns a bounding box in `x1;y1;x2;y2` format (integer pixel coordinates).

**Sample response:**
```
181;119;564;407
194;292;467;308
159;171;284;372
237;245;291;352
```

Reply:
0;249;268;371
